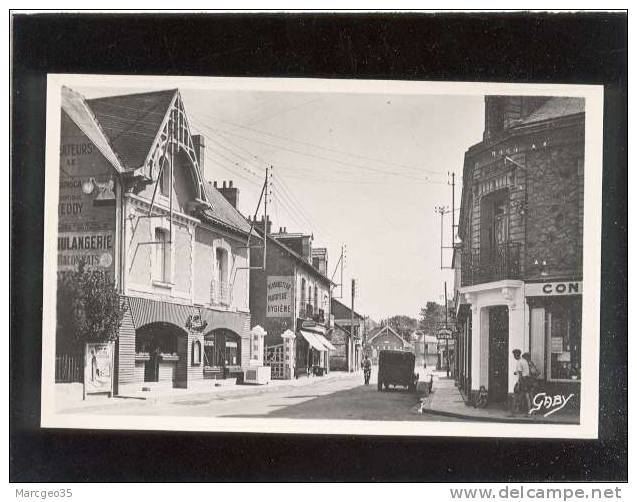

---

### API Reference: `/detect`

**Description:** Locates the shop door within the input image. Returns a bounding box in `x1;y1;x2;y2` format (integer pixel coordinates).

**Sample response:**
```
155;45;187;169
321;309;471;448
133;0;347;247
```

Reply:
488;306;509;402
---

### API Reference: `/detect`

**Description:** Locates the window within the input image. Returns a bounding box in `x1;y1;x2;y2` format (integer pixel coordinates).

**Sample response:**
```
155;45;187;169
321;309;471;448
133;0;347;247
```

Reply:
159;158;171;197
545;300;581;381
154;228;171;283
480;189;509;260
300;278;306;305
204;330;241;368
191;340;202;366
214;247;229;304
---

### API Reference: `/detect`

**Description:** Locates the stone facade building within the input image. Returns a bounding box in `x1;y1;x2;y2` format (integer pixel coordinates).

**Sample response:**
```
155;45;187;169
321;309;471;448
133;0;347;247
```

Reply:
57;86;258;394
454;96;584;411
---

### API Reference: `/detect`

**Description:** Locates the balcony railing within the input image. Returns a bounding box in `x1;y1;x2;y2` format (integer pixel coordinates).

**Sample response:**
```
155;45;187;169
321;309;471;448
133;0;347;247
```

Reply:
210;279;230;306
461;242;521;286
298;304;327;325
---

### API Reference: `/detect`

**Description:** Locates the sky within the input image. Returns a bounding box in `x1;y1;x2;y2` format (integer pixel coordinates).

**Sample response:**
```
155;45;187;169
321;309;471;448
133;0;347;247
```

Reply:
76;81;485;321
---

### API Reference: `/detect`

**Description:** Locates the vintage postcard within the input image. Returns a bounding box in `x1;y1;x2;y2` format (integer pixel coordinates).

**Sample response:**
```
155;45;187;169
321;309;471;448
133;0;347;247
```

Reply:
40;74;603;438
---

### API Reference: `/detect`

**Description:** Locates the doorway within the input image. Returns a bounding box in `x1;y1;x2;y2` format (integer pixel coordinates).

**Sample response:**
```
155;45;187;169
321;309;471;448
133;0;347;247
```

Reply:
488;306;509;402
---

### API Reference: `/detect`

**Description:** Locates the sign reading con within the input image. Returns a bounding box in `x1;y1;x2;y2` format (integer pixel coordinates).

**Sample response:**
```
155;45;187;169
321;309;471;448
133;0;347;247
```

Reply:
84;342;114;396
266;276;294;317
525;281;582;297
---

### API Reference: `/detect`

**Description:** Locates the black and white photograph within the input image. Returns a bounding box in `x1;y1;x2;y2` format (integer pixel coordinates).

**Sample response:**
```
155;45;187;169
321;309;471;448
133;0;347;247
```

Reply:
39;75;603;438
10;10;628;487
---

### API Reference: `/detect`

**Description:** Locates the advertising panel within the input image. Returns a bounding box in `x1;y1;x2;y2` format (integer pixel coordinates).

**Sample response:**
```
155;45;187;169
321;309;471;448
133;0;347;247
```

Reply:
266;276;294;318
84;342;114;396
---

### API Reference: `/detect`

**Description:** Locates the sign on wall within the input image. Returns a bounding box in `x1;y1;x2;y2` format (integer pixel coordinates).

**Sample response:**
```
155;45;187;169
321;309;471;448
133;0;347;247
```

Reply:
525;281;582;297
84;342;114;396
57;231;114;273
266;276;294;318
58;119;117;278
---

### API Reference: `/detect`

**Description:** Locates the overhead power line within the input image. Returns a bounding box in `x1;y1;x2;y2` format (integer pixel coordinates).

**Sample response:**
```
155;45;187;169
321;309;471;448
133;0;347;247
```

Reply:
191;107;446;177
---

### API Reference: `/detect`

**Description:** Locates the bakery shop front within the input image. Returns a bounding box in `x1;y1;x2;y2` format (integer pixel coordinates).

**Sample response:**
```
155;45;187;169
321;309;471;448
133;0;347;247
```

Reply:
525;280;582;413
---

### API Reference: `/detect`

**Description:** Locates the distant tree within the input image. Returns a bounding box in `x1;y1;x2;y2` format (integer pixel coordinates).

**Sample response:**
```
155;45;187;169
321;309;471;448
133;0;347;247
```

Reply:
418;300;455;335
381;315;418;339
56;261;124;353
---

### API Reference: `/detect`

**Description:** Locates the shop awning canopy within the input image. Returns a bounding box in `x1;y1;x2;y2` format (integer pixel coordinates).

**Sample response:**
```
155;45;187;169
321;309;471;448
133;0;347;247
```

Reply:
299;330;328;352
314;333;336;351
127;297;199;330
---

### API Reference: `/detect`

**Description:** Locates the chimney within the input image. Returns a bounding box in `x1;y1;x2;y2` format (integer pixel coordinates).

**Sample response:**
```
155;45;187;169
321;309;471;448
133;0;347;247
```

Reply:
192;135;205;173
215;180;240;209
258;215;272;235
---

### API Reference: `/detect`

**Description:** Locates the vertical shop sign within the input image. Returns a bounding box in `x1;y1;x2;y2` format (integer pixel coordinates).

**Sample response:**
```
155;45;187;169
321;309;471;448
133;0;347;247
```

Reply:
266;276;294;318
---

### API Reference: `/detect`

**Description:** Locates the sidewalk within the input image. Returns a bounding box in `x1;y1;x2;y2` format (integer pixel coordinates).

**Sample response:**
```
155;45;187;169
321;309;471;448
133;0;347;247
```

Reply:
55;370;361;412
416;371;580;424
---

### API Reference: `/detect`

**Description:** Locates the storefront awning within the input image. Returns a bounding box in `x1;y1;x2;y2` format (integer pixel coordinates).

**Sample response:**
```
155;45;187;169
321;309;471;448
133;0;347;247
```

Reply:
299;330;328;352
314;333;336;351
127;297;198;330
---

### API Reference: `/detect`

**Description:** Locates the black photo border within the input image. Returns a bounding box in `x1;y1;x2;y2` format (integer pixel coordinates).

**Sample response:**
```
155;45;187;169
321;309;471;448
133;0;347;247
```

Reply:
10;10;628;482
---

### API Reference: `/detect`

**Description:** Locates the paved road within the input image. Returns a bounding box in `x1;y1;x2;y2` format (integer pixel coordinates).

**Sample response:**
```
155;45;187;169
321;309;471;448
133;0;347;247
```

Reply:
61;368;455;421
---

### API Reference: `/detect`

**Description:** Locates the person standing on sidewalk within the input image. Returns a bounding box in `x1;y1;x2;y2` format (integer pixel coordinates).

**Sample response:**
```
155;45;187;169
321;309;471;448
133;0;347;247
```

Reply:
362;355;372;385
511;349;530;414
522;352;540;414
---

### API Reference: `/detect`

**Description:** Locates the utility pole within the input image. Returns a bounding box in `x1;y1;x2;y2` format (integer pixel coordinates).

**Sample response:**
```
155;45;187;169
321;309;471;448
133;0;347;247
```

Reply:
329;245;345;299
351;278;356;372
449;171;456;248
435;205;451;269
444;281;449;378
263;166;270;270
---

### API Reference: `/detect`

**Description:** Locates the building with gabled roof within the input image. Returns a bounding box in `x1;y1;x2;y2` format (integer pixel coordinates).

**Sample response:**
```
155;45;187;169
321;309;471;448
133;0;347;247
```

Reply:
56;86;264;394
329;298;366;372
366;325;412;363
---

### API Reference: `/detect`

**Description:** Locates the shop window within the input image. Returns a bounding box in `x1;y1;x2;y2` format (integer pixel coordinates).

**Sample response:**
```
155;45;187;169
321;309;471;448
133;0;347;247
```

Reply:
204;330;241;368
191;340;201;366
154;228;171;283
545;300;581;381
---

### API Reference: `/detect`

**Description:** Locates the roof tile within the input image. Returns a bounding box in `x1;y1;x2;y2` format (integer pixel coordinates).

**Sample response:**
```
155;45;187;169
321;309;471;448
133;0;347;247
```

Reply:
86;89;177;170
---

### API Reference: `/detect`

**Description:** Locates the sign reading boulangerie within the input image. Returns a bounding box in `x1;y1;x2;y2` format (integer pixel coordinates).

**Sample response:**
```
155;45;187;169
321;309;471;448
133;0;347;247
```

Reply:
266;276;293;317
84;343;114;396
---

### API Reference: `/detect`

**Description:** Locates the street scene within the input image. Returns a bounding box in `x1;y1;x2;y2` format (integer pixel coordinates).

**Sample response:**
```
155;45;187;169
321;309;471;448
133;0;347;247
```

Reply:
47;76;586;428
58;367;461;421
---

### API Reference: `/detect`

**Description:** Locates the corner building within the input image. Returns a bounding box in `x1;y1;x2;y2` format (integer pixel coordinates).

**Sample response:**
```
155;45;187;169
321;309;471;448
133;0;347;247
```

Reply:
454;96;584;411
58;86;256;394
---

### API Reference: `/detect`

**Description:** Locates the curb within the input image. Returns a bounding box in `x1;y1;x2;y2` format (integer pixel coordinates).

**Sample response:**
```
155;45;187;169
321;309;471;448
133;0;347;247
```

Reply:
58;371;360;411
417;406;579;425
